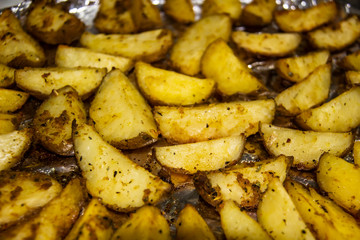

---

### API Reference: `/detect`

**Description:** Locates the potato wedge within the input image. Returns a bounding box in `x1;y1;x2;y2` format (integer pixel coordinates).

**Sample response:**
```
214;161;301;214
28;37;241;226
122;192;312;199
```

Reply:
195;155;291;208
175;204;216;240
0;9;45;68
307;15;360;51
163;0;195;23
241;0;276;27
170;14;231;76
111;205;170;240
275;50;330;82
354;141;360;166
342;50;360;71
130;0;162;31
317;153;360;216
135;61;215;106
201;39;265;96
33;86;86;156
257;178;315;240
0;113;19;134
285;180;360;240
296;86;360;132
25;1;85;45
260;124;353;170
274;1;337;32
15;67;107;100
220;200;271;240
202;0;242;22
275;64;331;115
55;45;134;73
345;70;360;85
65;198;113;240
0;128;32;171
232;31;301;57
154;99;275;144
90;69;158;149
0;64;15;88
154;135;245;174
0;171;62;231
80;29;173;63
73;123;171;212
0;88;29;113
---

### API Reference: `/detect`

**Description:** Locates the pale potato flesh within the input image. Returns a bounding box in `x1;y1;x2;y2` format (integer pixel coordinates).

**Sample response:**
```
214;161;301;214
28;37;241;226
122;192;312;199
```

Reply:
154;135;245;174
345;70;360;85
0;88;29;113
170;14;231;76
275;64;331;115
90;69;158;149
154;99;275;144
73;123;171;212
163;0;195;23
241;0;276;27
0;113;18;134
202;0;242;22
342;50;360;71
0;64;15;88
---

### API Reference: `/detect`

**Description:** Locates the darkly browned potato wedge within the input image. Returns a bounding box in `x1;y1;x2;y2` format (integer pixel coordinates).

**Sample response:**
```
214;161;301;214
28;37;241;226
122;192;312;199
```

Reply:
0;9;45;68
241;0;276;27
163;0;195;23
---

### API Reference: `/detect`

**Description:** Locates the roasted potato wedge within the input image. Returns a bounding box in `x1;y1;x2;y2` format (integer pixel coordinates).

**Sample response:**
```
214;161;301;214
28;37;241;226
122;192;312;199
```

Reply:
354;141;360;166
175;204;216;240
0;128;32;171
195;155;291;209
345;70;360;85
111;205;170;240
285;180;360;240
15;67;107;100
275;64;331;115
241;0;276;27
154;99;275;144
307;15;360;51
0;9;45;68
201;39;265;96
170;14;231;76
317;153;360;216
232;31;302;57
274;1;337;32
55;45;134;73
220;200;271;240
154;135;245;174
260;124;353;170
296;86;360;132
257;178;315;240
0;171;62;231
130;0;162;31
73;123;171;212
342;50;360;71
0;113;19;134
0;64;15;88
80;29;173;63
163;0;195;23
202;0;242;22
90;69;158;149
275;50;330;82
0;88;29;113
33;86;86;156
25;1;85;45
135;61;215;106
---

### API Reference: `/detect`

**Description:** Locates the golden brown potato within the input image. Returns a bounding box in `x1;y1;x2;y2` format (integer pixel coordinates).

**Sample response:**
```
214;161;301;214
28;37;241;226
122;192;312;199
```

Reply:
80;29;173;63
345;70;360;85
170;14;231;76
274;1;337;32
130;0;162;31
0;88;29;113
275;50;330;82
232;31;302;57
0;64;15;88
0;9;45;68
175;204;216;240
135;61;215;106
163;0;195;23
241;0;276;27
202;0;242;22
26;1;85;45
89;69;158;149
154;99;275;144
0;113;19;134
73;123;171;212
354;141;360;166
342;50;360;71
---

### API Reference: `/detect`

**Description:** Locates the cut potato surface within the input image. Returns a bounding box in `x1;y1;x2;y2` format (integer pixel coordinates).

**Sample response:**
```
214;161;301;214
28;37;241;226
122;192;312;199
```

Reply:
0;64;15;88
345;70;360;85
154;99;275;144
135;61;215;106
154;135;245;174
202;0;242;22
0;113;19;134
354;141;360;166
260;124;353;170
163;0;195;23
73;123;171;212
130;0;162;31
241;0;276;27
0;88;29;113
90;69;158;149
342;50;360;71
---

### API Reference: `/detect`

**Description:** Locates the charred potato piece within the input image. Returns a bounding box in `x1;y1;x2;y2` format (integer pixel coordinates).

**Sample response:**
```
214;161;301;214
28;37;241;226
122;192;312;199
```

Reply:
274;1;337;32
342;50;360;71
0;113;19;134
130;0;162;31
202;0;242;22
73;123;171;212
135;61;215;106
0;9;45;68
241;0;276;27
170;14;231;76
80;29;173;63
0;64;15;88
15;67;107;100
90;69;158;149
0;128;32;171
163;0;195;23
0;88;29;113
345;70;360;85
